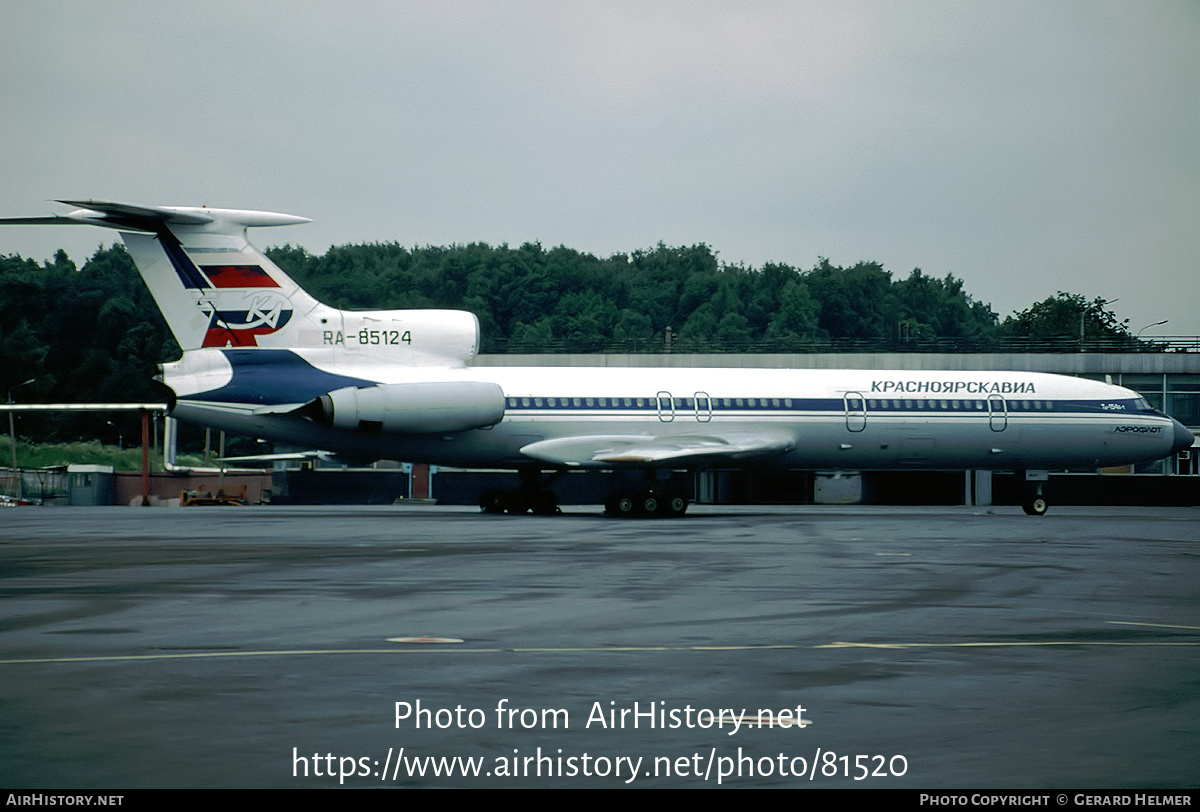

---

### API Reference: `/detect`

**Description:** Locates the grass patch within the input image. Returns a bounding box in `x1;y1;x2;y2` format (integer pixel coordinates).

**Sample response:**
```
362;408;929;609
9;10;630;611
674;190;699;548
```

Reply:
1;437;206;471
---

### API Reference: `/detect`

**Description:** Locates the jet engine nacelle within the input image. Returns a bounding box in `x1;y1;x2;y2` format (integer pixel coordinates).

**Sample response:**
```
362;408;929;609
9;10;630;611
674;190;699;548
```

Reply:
314;381;506;434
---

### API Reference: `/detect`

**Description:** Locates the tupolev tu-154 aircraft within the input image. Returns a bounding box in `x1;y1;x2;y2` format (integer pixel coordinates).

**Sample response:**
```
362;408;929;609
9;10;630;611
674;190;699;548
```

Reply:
2;200;1192;516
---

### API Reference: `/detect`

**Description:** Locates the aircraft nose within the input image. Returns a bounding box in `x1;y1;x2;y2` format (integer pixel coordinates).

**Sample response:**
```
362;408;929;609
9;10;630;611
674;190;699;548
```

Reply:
1171;418;1195;456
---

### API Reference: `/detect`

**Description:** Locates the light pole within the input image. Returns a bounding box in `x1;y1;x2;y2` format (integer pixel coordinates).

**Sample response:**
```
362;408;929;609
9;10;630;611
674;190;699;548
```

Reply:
1137;320;1168;338
8;378;35;499
106;420;124;450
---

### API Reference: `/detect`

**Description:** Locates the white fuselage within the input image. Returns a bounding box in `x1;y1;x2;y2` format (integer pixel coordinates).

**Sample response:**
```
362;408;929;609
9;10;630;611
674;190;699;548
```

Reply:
166;353;1185;472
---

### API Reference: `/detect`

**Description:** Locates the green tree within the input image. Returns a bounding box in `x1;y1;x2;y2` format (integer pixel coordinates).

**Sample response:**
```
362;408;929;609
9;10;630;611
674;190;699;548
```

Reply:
803;259;897;339
893;268;998;343
612;309;654;348
1002;292;1135;347
765;279;821;344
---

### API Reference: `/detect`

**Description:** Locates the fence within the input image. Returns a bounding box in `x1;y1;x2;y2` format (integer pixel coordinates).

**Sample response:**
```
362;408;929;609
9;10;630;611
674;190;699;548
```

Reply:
485;335;1200;355
0;468;69;504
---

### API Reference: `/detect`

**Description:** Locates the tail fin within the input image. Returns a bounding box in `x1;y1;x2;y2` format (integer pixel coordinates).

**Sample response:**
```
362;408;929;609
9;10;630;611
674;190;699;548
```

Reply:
48;200;320;351
2;200;482;364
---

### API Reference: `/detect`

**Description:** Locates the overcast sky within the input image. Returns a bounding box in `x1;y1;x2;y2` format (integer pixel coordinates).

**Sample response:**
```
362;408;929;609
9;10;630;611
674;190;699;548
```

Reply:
2;1;1197;336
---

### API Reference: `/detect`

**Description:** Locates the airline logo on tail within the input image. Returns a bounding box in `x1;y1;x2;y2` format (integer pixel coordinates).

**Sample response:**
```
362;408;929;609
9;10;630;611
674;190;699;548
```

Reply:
199;291;293;348
157;230;295;347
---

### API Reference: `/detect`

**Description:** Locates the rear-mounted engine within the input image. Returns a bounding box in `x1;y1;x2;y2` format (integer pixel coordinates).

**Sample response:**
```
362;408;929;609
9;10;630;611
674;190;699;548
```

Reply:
307;381;506;434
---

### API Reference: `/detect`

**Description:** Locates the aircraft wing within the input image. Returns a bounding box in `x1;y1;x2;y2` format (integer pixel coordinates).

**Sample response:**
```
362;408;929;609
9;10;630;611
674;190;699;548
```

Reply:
519;431;795;467
215;450;372;467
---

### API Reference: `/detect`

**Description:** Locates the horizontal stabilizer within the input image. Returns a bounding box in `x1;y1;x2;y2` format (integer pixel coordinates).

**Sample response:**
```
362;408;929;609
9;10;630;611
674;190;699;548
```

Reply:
57;199;216;226
0;215;94;227
0;199;310;234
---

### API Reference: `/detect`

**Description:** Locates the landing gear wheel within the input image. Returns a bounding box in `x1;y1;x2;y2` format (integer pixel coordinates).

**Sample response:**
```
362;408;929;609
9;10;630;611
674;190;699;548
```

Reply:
664;494;689;517
1022;496;1048;516
504;493;530;515
639;493;659;516
530;489;560;515
480;489;506;514
481;470;564;517
605;494;637;517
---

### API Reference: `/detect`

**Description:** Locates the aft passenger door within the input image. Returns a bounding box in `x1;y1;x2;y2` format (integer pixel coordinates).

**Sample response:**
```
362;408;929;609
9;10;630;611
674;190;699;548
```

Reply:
844;391;866;432
656;391;675;423
988;394;1007;431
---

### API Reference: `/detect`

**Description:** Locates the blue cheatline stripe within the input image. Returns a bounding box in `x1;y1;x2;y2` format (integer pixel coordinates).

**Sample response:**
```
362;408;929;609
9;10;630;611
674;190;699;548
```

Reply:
189;350;376;406
500;396;1144;416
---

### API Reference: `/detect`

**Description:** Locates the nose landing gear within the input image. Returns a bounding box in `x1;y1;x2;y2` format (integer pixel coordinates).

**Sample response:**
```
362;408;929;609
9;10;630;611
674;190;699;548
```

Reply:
1021;476;1049;516
1021;493;1048;516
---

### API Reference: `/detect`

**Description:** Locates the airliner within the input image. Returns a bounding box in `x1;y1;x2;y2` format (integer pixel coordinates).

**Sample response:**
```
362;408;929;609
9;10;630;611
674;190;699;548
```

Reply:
3;200;1192;516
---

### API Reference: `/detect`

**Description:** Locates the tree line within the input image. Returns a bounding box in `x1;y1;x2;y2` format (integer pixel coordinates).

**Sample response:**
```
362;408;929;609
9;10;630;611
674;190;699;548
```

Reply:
267;240;1139;353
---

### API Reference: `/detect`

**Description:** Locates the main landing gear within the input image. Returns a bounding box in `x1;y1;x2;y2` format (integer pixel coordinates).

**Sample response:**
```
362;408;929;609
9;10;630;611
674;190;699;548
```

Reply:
478;469;692;518
479;468;561;515
603;469;690;518
603;490;689;518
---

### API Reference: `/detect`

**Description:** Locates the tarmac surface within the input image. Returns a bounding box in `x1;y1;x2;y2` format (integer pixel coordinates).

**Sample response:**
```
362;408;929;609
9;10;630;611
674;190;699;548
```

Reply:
1;504;1198;788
